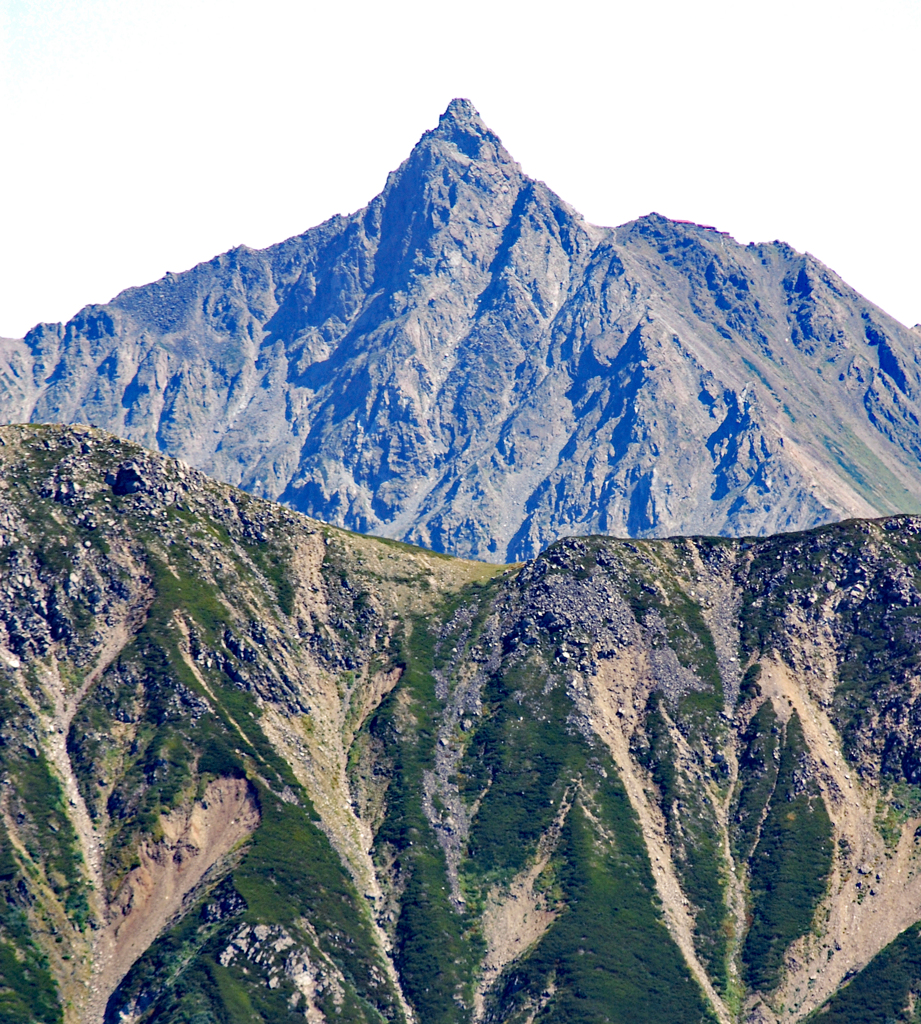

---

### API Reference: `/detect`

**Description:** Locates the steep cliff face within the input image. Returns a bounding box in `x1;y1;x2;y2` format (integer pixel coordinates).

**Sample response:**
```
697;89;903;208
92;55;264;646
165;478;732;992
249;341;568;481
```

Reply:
2;101;920;560
4;425;921;1024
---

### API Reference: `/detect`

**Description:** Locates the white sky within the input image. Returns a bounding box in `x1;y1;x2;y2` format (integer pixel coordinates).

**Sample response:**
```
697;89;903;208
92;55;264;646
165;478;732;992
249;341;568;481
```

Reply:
1;0;919;339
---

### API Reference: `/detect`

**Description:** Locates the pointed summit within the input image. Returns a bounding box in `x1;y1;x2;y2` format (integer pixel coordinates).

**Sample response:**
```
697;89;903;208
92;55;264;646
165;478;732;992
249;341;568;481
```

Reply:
439;97;485;131
9;102;921;566
425;97;506;160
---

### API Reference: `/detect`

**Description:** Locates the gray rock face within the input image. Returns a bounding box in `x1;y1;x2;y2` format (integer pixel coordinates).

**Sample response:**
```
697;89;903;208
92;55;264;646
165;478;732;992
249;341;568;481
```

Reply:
3;98;921;560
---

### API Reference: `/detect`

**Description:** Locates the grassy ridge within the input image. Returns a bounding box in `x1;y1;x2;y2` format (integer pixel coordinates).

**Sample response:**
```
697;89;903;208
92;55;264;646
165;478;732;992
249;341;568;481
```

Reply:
367;615;482;1024
742;713;833;991
636;693;730;992
492;779;717;1024
732;701;780;865
0;691;72;1023
0;821;62;1024
461;653;572;877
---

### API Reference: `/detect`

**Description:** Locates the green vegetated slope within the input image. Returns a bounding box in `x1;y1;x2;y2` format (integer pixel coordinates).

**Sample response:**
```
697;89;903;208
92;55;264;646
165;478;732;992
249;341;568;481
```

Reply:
3;425;921;1024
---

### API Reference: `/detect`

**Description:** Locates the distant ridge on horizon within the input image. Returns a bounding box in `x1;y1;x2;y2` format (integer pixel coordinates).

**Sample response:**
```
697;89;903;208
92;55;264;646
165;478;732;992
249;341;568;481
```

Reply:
3;97;921;561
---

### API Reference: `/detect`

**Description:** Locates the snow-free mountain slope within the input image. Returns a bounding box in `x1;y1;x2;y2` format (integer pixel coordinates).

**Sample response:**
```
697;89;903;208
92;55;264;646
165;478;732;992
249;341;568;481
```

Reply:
3;99;921;559
6;425;921;1024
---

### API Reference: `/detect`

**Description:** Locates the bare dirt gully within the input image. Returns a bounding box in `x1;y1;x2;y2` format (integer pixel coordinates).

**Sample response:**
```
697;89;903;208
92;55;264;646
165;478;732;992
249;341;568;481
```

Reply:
762;658;921;1020
27;604;262;1024
32;621;134;1024
579;651;735;1024
471;794;572;1022
580;541;921;1024
259;685;419;1024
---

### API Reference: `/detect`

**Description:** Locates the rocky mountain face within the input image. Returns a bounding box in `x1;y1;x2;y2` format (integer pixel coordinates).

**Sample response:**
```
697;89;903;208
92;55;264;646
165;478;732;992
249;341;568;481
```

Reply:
5;424;921;1024
3;100;921;561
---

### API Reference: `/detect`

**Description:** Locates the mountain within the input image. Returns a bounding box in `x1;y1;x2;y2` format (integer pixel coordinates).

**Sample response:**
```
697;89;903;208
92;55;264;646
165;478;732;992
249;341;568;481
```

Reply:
5;423;921;1024
2;100;921;560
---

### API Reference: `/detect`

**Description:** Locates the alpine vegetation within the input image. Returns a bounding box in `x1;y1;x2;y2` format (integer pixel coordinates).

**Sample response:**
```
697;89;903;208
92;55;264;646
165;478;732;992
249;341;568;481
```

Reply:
2;425;921;1022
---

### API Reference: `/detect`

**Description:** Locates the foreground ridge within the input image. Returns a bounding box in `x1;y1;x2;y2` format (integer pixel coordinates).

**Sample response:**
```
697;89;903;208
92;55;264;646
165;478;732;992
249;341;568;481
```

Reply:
3;423;921;1023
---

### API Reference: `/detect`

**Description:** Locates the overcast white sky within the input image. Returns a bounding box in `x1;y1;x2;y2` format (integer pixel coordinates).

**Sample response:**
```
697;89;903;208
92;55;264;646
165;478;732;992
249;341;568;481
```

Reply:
1;0;919;339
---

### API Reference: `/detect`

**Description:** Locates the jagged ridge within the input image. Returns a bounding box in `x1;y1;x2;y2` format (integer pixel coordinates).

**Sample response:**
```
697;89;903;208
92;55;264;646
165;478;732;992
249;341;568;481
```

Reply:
2;101;921;560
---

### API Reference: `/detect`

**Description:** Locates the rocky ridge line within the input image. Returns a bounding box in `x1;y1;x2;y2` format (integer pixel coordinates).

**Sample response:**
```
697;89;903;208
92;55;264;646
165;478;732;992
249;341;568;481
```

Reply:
2;100;921;559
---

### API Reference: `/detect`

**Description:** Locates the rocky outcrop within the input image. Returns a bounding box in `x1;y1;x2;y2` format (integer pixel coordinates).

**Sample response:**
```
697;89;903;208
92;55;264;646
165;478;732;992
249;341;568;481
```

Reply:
3;102;921;560
5;425;921;1023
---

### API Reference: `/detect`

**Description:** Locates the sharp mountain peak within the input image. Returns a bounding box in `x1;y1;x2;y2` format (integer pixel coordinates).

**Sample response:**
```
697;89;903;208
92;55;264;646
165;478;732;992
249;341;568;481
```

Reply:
436;96;490;135
1;103;920;561
428;97;507;155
